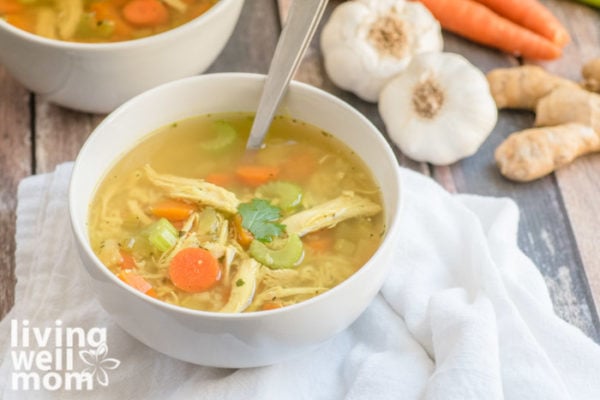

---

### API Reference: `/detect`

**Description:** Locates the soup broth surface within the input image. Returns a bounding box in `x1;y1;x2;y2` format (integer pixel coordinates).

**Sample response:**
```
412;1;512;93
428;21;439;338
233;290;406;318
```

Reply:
89;113;385;312
1;0;217;42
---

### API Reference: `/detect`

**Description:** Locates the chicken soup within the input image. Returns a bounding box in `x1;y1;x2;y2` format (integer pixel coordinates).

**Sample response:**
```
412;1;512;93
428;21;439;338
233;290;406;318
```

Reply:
0;0;217;42
88;113;385;313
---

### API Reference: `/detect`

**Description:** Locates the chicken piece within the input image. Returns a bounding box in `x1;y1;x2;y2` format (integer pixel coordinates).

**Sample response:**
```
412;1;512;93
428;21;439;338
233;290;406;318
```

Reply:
144;165;240;214
220;259;260;313
282;192;382;237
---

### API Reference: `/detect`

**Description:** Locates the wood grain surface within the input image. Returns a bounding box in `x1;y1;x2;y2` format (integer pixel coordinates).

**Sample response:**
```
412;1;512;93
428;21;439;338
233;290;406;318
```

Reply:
0;0;599;343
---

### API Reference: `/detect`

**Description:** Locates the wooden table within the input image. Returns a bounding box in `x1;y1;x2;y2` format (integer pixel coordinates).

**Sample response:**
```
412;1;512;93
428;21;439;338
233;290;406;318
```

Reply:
1;0;599;341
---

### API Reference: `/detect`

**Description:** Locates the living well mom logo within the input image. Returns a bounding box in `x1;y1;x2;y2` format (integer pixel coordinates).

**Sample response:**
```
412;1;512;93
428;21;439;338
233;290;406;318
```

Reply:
10;319;120;391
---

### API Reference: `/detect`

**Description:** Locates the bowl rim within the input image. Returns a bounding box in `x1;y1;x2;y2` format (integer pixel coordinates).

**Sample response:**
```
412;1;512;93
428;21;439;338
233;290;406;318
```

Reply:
69;72;403;320
0;0;238;51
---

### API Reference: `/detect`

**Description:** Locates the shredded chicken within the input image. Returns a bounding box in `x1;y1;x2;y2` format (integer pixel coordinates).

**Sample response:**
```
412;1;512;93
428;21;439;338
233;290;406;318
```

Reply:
282;192;382;237
247;286;328;311
144;165;240;214
220;259;260;313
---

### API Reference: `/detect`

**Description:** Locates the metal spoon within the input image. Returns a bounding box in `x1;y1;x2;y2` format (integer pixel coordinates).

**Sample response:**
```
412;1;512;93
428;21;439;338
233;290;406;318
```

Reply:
246;0;328;150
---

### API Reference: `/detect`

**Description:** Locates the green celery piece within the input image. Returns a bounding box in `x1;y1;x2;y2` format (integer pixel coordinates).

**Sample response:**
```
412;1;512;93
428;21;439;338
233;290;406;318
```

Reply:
199;121;238;151
146;218;178;252
256;181;302;211
249;234;303;269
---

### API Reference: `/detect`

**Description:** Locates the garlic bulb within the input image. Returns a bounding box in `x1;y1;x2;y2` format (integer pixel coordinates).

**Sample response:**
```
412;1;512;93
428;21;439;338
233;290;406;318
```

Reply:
379;52;498;165
320;0;443;102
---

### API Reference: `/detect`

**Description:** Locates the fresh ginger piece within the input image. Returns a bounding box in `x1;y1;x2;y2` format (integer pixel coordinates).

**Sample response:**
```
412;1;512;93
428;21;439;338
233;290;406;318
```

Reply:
535;86;600;131
495;123;600;182
486;65;577;110
582;58;600;92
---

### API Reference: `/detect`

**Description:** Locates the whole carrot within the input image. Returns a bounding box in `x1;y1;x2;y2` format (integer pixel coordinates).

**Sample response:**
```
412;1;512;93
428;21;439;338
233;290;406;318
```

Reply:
474;0;570;47
418;0;562;60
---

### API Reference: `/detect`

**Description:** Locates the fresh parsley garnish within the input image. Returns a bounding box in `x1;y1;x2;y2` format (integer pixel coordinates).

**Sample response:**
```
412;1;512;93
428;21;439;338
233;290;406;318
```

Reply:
238;198;285;242
236;279;245;287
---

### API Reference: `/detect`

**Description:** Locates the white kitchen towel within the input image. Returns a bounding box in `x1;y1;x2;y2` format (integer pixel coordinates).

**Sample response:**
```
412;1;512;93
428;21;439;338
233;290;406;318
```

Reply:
1;162;600;400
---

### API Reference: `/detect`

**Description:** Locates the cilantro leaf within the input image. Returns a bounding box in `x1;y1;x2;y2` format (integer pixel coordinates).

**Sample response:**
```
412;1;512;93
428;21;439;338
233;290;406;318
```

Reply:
238;199;286;242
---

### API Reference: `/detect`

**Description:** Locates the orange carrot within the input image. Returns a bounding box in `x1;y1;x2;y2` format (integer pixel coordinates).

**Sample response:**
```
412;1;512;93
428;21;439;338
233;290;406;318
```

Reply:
0;0;22;14
188;2;211;18
118;270;157;297
418;0;562;60
474;0;570;47
279;151;318;182
261;302;282;311
3;13;33;32
235;165;280;187
169;248;220;292
150;200;195;221
90;1;133;38
119;250;137;270
233;214;254;248
304;230;334;253
205;172;235;187
122;0;168;27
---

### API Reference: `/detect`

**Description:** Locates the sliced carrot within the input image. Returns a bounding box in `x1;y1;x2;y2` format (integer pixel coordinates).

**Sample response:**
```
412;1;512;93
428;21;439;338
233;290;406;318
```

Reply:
418;0;562;60
150;200;196;221
205;172;235;187
169;248;220;292
0;0;22;14
304;230;334;253
4;13;34;32
122;0;168;27
280;151;318;182
118;270;156;297
90;1;133;38
235;165;280;187
233;213;254;248
261;302;282;311
188;1;211;18
119;250;137;270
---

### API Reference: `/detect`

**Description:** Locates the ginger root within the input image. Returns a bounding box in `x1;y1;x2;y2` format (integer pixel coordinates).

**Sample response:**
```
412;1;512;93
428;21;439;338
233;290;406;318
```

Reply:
486;65;578;110
495;123;600;182
535;86;600;131
582;58;600;92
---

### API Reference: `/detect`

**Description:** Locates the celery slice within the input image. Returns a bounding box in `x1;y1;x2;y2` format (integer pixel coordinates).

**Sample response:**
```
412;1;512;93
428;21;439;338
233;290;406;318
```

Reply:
146;218;178;252
199;121;237;151
249;234;304;269
256;181;302;211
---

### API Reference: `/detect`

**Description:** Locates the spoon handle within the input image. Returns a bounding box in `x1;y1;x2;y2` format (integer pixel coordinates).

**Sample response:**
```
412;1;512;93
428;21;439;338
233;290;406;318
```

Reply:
246;0;328;150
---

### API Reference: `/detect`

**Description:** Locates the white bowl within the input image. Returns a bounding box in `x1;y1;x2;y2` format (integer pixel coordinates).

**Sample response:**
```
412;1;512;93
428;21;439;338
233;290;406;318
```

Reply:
69;73;402;367
0;0;244;114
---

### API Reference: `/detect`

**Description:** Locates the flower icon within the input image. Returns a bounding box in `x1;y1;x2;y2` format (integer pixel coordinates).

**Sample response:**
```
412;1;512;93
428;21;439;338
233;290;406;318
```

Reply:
79;342;121;387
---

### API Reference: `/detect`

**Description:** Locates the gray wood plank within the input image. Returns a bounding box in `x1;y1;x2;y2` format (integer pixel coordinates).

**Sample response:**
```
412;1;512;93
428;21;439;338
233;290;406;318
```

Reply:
0;66;31;319
34;100;104;173
439;20;600;339
536;0;600;329
207;0;280;74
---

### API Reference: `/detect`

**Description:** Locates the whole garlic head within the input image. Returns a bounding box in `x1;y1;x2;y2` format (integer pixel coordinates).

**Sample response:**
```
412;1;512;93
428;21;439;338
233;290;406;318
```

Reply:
379;52;498;165
320;0;443;102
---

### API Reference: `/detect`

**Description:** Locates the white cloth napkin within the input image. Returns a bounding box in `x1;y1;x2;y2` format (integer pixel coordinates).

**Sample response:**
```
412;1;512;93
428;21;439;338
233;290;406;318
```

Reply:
1;162;600;400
